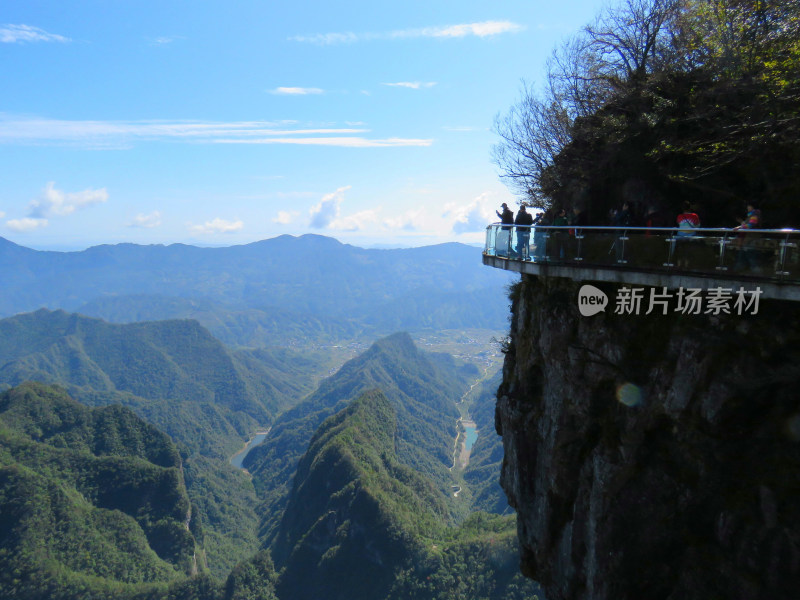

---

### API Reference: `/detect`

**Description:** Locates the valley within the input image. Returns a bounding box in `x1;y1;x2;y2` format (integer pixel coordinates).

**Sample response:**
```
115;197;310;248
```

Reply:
0;234;531;600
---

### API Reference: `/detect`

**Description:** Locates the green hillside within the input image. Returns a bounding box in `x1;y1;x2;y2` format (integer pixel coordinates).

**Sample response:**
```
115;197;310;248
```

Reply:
243;332;466;541
77;294;368;350
0;309;323;577
0;383;197;597
272;390;540;600
0;309;323;457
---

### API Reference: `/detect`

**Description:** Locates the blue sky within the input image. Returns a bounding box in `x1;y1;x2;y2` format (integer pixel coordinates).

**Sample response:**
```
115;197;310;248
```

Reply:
1;0;606;250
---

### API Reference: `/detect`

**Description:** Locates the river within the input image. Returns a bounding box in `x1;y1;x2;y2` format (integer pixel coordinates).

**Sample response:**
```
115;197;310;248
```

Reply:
230;430;270;470
464;423;478;452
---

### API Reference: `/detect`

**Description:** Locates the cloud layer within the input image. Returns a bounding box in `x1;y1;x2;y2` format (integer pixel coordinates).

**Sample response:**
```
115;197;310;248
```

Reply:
269;87;324;95
382;82;437;90
190;218;244;234
0;116;430;149
290;20;523;44
1;24;70;44
128;211;162;228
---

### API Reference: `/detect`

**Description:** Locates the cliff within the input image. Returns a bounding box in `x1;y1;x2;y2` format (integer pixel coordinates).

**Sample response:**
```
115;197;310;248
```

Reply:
496;275;800;599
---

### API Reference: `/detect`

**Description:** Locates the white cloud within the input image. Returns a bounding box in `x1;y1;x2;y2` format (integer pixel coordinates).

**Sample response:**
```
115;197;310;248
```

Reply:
6;217;48;232
0;211;4;219
384;208;426;232
309;186;350;229
0;116;396;148
128;211;161;228
444;193;496;234
290;32;358;45
189;218;244;234
27;182;107;219
149;36;183;46
290;21;523;44
421;21;523;38
215;137;432;147
1;24;70;44
382;82;437;90
331;209;378;232
272;210;299;224
269;87;324;95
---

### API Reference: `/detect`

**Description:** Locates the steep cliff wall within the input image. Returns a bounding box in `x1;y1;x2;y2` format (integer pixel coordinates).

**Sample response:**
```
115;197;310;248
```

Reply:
496;275;800;600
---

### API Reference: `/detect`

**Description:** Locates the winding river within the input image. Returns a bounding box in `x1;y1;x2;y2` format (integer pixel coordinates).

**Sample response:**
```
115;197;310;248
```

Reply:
230;430;270;470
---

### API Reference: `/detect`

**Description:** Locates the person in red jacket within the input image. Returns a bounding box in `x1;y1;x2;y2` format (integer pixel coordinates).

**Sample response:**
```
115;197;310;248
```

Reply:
676;201;700;237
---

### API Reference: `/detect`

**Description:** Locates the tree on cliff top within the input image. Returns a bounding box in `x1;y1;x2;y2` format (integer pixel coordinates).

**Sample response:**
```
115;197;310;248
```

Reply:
494;0;800;227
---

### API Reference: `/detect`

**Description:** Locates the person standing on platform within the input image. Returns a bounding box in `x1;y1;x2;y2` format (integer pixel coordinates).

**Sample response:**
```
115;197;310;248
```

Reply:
514;205;534;259
495;203;515;257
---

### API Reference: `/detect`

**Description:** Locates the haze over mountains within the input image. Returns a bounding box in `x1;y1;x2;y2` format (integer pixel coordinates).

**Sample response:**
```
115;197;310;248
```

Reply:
0;234;513;344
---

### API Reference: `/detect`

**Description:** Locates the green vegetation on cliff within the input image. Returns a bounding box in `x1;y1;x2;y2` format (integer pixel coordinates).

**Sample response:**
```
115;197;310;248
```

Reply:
0;309;320;578
495;0;800;226
273;390;540;600
245;332;466;541
0;382;196;597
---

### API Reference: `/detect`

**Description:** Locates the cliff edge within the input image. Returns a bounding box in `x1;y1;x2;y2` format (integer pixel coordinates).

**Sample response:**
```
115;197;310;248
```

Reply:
496;275;800;599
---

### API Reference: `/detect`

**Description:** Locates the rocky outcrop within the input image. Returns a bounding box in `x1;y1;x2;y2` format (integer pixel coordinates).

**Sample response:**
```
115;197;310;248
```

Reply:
496;275;800;600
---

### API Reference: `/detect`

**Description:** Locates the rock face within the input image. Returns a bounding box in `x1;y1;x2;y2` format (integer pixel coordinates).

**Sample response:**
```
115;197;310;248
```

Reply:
496;275;800;600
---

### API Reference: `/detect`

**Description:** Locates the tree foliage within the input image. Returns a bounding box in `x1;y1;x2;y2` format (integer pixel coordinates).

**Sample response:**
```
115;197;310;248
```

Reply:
494;0;800;225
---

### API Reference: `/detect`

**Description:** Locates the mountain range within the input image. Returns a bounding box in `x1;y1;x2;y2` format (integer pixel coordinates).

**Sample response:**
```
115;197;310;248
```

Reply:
0;234;513;347
0;234;527;599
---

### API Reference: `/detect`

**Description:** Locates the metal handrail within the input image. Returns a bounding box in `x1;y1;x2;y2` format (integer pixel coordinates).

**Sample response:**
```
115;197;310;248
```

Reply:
484;223;800;283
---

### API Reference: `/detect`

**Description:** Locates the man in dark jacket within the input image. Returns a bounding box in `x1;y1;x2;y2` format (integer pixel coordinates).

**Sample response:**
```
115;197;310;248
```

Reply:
514;205;534;259
496;203;514;230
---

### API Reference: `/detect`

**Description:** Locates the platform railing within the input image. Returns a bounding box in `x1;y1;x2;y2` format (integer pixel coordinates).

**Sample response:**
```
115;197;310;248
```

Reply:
484;224;800;283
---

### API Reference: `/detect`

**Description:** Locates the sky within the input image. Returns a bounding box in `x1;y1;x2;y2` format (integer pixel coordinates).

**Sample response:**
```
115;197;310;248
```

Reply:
1;0;608;250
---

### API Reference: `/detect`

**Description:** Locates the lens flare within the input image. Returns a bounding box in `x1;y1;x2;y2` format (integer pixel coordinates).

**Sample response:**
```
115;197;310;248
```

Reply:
616;383;642;407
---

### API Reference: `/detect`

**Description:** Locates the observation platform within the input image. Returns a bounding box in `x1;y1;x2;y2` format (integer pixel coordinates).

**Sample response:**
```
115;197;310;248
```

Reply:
482;224;800;301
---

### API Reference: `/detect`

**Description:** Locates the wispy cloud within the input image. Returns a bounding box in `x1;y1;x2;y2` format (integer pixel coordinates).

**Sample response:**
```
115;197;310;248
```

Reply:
290;20;523;45
0;115;409;148
382;82;437;90
269;87;324;95
273;210;299;225
1;24;70;44
6;217;48;232
189;218;244;234
215;137;432;148
128;211;162;228
149;35;184;46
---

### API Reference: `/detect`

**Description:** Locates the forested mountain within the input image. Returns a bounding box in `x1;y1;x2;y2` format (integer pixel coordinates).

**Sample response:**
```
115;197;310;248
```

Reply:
243;332;467;540
0;383;198;597
78;294;366;349
0;309;317;457
271;390;540;600
0;235;513;345
0;309;325;578
0;326;524;599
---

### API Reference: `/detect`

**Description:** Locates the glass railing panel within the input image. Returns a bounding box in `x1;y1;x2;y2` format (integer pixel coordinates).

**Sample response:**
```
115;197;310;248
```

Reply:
491;226;514;258
571;230;621;267
776;233;800;281
483;224;800;283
